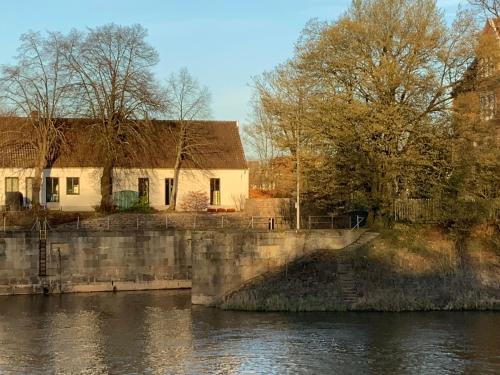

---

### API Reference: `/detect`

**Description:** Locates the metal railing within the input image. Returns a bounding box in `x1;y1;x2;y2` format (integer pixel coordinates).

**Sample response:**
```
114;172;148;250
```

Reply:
2;213;370;232
248;216;290;230
307;214;365;230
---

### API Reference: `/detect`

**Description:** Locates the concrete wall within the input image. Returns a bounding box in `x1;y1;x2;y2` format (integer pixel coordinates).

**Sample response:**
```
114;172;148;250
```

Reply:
0;230;192;295
191;229;363;306
0;167;249;211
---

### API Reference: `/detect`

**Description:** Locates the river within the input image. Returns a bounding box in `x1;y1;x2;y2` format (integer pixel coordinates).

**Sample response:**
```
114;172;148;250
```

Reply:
0;290;498;374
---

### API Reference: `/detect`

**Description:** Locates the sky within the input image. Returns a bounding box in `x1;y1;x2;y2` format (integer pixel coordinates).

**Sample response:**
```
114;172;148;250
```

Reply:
0;0;464;125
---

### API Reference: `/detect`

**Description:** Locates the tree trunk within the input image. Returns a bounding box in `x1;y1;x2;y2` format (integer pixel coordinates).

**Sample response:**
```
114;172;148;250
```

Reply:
169;153;182;211
100;161;114;212
32;167;43;209
168;126;187;211
31;146;47;211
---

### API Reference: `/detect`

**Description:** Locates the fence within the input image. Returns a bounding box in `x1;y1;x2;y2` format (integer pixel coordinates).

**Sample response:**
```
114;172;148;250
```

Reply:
307;213;366;230
1;213;294;232
393;199;441;223
248;216;290;230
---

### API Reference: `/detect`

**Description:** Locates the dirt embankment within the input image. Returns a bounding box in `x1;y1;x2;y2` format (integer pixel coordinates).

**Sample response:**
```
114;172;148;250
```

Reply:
221;224;500;312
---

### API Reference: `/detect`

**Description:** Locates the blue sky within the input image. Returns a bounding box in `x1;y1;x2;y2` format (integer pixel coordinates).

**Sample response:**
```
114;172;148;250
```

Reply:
0;0;463;124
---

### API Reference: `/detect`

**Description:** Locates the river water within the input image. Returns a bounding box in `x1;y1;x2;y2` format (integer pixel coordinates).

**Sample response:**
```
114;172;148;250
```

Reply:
0;290;498;374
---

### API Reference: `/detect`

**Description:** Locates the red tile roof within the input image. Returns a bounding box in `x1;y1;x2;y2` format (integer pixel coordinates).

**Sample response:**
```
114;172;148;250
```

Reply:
0;118;247;170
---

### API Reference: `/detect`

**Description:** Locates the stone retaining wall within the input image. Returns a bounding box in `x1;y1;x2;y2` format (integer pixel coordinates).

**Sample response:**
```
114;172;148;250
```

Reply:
0;230;192;295
191;229;363;306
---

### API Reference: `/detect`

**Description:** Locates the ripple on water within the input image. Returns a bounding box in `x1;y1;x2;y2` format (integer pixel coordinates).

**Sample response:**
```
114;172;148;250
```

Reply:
0;291;498;374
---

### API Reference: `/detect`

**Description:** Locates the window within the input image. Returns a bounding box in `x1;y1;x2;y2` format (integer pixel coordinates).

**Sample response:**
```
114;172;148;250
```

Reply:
138;178;149;203
25;177;34;205
165;178;174;205
5;177;20;210
210;178;221;205
5;177;19;193
66;177;80;195
480;93;496;121
46;177;59;203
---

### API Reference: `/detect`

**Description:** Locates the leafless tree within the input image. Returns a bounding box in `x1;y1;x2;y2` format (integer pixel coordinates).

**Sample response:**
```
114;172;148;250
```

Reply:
469;0;500;18
0;31;74;208
163;67;212;210
243;95;281;189
61;24;163;211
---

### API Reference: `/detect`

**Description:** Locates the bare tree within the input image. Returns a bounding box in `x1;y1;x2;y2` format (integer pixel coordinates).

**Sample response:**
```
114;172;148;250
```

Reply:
469;0;500;18
0;31;74;208
243;95;281;190
163;67;212;210
61;24;163;211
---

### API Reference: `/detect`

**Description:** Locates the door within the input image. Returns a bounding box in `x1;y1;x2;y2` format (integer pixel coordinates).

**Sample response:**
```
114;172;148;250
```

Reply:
45;177;59;203
138;178;149;203
210;178;221;205
25;177;34;206
165;178;173;206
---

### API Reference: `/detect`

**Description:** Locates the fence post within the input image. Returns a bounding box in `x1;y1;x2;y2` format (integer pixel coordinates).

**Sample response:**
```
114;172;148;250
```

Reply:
77;215;80;230
3;216;5;232
308;216;311;230
331;215;334;229
165;215;168;230
193;215;196;230
221;215;224;229
136;216;139;230
107;217;110;230
251;216;254;229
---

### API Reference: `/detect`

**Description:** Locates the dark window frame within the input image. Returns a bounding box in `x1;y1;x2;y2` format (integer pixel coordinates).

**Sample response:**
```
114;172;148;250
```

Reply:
165;178;174;206
138;178;149;203
210;178;221;205
66;177;80;195
45;177;60;203
5;177;19;193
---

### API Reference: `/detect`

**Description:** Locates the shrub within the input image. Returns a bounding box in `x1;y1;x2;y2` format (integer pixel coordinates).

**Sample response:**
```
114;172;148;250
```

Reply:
180;190;209;211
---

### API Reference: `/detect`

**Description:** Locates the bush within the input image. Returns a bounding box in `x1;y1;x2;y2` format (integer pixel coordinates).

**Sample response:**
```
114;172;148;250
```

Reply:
180;190;209;211
120;196;154;213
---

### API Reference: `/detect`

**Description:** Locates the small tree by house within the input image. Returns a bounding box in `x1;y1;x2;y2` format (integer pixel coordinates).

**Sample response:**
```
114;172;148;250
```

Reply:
163;68;212;210
180;190;209;212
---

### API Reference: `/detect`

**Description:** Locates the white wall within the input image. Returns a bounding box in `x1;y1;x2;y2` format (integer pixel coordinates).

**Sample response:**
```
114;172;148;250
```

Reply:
41;168;103;211
0;167;36;208
113;168;249;211
0;167;249;211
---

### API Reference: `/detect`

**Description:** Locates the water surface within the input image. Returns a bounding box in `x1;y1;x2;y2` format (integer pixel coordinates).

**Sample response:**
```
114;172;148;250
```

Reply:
0;291;498;374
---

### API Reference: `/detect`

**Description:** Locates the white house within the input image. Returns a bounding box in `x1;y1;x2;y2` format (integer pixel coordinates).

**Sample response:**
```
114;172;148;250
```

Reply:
0;118;249;211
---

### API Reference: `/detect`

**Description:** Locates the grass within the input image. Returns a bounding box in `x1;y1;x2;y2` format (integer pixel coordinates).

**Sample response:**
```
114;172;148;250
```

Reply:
220;224;500;312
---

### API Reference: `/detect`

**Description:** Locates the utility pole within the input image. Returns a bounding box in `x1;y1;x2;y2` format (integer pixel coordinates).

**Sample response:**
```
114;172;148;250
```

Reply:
296;120;300;231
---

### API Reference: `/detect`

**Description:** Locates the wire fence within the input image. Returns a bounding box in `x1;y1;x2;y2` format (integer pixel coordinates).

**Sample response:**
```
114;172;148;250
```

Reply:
0;213;294;232
0;212;368;233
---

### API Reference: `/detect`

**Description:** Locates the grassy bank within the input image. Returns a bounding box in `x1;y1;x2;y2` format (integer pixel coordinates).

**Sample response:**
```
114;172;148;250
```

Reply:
220;224;500;312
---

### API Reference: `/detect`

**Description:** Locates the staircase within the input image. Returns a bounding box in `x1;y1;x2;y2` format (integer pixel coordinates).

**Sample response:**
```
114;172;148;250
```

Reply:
336;231;380;309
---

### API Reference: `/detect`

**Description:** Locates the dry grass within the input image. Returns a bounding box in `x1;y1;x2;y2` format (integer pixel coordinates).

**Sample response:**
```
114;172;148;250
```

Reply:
221;224;500;312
